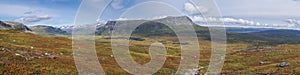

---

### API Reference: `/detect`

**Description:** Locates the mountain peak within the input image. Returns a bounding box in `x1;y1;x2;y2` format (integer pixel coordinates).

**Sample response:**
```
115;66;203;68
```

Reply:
104;16;195;26
154;16;195;25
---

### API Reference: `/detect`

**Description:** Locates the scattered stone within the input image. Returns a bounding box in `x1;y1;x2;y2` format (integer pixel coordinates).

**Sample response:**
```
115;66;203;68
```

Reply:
260;62;267;65
30;46;34;49
24;57;30;61
45;53;50;56
199;66;205;69
110;55;114;57
12;40;16;42
1;46;59;60
15;53;21;56
279;62;290;67
60;53;64;55
186;66;203;75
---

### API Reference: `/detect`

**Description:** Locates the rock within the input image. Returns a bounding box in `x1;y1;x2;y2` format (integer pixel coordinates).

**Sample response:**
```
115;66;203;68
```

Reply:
30;47;34;49
260;62;267;65
279;62;290;67
199;66;205;69
45;53;50;56
15;53;21;56
1;48;5;51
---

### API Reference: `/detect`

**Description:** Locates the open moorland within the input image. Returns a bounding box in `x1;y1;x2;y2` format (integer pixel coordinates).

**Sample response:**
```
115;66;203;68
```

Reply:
0;30;300;74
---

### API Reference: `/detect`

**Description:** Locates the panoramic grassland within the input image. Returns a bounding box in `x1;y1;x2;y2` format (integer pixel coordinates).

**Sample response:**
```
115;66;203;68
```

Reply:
0;30;300;74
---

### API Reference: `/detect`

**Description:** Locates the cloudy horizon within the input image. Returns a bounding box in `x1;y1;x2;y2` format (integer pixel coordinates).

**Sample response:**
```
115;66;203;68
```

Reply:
0;0;300;30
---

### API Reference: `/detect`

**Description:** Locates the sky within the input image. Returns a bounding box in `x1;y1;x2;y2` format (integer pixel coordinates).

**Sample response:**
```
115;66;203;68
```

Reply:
0;0;81;26
0;0;300;29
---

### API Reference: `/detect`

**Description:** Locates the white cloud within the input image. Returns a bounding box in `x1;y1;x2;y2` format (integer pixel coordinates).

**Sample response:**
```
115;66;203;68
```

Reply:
116;18;129;21
184;3;208;15
285;19;300;27
16;15;53;23
111;0;125;9
115;16;168;21
190;16;293;28
286;19;300;25
191;16;257;25
151;16;168;20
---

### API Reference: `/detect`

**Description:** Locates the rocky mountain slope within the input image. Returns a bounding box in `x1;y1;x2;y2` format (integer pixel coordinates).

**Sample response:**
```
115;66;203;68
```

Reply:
0;21;31;31
29;25;69;35
95;16;207;36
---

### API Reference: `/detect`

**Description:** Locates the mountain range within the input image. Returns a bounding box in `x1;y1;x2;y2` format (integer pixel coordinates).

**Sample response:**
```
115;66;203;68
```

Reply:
92;16;300;44
29;25;69;35
95;16;205;36
1;16;300;44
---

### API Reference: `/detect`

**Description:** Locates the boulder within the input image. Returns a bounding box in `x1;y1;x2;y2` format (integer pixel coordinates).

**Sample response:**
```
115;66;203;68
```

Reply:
259;62;267;65
279;62;290;67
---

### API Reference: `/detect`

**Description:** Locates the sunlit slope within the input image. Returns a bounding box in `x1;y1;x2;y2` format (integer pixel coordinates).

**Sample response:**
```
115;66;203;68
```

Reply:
0;30;76;74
